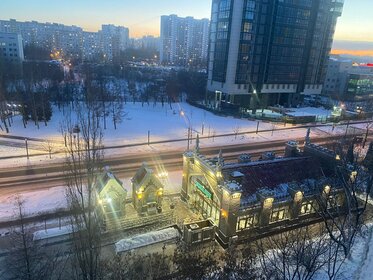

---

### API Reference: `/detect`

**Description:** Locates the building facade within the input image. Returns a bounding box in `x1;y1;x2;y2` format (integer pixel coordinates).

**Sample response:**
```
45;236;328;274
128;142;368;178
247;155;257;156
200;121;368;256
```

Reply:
324;58;373;105
207;0;344;109
95;169;127;218
136;35;160;51
132;163;164;215
0;32;24;62
82;31;101;61
100;24;130;61
0;19;129;61
181;135;347;246
160;15;209;66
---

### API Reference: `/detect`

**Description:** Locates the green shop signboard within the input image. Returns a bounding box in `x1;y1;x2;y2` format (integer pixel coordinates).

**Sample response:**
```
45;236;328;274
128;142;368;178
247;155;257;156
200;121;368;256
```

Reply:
195;179;212;199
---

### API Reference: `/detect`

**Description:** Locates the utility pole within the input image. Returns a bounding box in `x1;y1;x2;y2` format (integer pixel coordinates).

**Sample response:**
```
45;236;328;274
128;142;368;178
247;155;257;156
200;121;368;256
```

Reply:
148;130;150;146
187;127;190;150
25;138;29;159
256;121;260;134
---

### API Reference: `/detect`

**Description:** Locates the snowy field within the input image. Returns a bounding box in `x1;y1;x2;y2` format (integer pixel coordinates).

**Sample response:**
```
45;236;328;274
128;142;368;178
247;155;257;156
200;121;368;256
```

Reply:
0;102;362;168
1;102;274;145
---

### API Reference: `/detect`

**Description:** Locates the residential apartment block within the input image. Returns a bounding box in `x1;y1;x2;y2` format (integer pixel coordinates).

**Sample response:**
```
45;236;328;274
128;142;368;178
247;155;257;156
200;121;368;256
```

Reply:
160;15;209;66
0;19;130;61
0;32;24;62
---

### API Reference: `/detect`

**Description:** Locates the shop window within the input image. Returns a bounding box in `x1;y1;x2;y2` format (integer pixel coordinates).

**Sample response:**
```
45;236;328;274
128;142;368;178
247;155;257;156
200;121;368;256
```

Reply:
300;201;314;215
236;214;258;231
270;208;288;223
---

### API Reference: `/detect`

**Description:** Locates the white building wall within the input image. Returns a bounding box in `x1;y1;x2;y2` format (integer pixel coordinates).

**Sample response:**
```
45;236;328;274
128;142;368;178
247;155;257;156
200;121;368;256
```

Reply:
0;32;24;62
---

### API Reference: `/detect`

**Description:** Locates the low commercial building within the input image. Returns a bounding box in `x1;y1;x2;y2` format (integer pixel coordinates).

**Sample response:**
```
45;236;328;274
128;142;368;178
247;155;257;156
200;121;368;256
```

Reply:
132;163;164;215
181;135;346;246
323;58;373;111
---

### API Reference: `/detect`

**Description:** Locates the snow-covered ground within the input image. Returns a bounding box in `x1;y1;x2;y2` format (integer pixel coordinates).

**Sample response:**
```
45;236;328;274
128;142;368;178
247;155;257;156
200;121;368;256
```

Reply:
115;227;179;253
311;224;373;280
0;170;182;223
286;107;332;117
1;102;369;169
2;102;274;145
33;225;73;241
0;186;66;222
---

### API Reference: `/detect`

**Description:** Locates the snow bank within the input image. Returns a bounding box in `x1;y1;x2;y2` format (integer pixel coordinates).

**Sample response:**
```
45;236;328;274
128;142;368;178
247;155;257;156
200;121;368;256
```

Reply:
115;227;179;253
33;225;73;241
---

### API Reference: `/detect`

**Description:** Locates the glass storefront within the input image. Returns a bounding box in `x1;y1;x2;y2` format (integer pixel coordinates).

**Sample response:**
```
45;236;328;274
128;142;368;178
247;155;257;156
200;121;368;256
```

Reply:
190;177;220;225
347;74;373;97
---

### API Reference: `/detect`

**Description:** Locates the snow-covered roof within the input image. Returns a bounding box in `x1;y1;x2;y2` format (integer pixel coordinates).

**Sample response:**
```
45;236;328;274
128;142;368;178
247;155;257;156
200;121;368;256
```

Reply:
115;227;179;253
223;157;323;199
96;169;124;194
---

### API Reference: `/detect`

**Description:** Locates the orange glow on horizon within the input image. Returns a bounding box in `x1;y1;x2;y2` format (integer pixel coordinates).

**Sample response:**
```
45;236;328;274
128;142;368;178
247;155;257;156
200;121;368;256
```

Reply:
331;49;373;57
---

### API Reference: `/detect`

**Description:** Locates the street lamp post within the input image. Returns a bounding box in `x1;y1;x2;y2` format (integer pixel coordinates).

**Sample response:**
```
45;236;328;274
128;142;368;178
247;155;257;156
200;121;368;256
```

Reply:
181;110;191;150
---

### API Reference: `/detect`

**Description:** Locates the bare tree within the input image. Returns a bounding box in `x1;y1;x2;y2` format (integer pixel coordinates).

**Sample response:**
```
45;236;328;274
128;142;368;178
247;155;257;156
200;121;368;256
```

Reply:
233;125;241;140
42;140;56;159
173;239;219;279
102;250;171;280
110;82;126;130
310;146;373;279
62;102;104;280
256;226;330;280
4;195;62;280
215;243;259;280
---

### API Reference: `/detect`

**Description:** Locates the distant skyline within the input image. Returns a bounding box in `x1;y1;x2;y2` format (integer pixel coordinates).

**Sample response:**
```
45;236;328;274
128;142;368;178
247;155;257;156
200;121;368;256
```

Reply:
0;0;372;55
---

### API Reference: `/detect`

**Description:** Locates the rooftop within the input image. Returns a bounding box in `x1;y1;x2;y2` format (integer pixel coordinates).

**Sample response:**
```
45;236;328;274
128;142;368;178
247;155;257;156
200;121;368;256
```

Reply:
222;157;324;198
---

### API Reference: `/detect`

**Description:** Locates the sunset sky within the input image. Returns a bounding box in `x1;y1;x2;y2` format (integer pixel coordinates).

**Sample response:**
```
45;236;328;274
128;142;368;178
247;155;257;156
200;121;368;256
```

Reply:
0;0;372;55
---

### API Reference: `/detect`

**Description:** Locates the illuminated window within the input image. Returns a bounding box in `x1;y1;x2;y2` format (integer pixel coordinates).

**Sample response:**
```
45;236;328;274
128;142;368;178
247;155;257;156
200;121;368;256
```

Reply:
270;208;288;223
301;201;314;215
236;214;258;231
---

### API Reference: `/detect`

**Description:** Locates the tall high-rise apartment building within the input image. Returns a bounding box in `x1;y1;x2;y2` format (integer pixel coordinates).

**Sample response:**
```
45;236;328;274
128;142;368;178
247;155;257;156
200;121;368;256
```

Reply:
160;15;209;66
207;0;344;108
100;24;130;60
82;31;101;60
